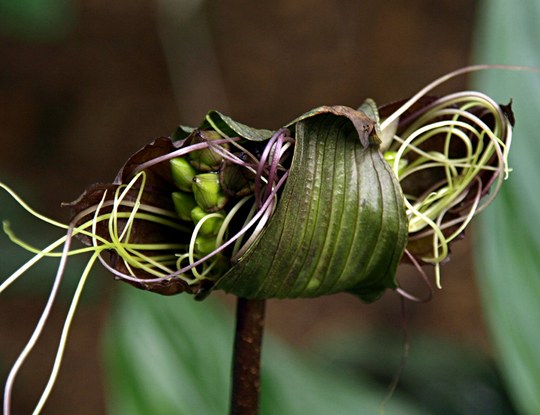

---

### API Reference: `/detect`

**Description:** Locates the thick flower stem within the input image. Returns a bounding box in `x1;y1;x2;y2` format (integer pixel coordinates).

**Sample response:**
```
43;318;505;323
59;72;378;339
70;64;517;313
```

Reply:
230;297;266;415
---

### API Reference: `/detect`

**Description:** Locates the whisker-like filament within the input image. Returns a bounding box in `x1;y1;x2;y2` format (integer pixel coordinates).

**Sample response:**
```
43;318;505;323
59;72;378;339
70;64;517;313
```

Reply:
3;225;75;415
381;69;513;290
32;251;100;415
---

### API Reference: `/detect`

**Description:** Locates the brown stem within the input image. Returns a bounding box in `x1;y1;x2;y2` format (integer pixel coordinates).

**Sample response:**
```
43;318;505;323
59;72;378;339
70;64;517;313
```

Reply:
229;297;266;415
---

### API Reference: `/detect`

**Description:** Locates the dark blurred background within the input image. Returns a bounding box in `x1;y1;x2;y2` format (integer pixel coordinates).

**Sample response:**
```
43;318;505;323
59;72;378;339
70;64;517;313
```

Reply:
1;0;495;413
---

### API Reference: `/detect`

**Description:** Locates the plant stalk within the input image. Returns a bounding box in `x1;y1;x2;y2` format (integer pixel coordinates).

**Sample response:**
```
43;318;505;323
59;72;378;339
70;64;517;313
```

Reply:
230;297;266;415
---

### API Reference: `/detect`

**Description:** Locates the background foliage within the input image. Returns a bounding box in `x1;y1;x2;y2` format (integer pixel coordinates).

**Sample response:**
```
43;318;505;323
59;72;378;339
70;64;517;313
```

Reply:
473;0;540;414
104;290;427;415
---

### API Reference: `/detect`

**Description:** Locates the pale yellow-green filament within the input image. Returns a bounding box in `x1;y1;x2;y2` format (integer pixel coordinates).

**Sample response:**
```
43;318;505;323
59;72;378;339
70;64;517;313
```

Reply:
32;251;100;415
384;90;511;288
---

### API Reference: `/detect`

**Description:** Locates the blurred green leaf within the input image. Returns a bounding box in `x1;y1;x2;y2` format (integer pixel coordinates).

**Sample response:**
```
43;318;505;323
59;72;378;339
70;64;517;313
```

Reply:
103;289;427;415
473;1;540;414
317;332;517;415
0;0;75;41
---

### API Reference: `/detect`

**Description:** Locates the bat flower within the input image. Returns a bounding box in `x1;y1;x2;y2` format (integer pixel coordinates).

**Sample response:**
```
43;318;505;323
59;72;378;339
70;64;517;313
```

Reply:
0;66;514;414
64;105;408;302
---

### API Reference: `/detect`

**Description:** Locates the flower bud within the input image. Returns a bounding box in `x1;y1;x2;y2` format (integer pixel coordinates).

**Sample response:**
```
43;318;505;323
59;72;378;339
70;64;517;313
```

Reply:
189;130;229;171
192;173;228;212
170;157;196;192
191;206;225;235
171;191;198;221
194;235;218;255
220;163;255;197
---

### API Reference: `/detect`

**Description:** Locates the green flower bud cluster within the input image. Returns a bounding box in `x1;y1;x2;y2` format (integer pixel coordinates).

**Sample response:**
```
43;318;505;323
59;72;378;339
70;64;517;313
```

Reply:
169;129;249;279
170;138;228;248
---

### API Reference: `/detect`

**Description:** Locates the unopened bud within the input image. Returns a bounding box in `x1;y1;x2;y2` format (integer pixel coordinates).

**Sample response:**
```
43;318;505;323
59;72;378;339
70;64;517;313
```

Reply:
191;206;224;235
220;163;255;197
192;173;228;212
170;157;196;192
189;130;229;171
194;235;218;255
172;191;197;221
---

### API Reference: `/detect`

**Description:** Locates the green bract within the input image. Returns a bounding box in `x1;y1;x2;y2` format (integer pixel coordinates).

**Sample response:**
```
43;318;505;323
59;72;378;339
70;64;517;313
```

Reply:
215;106;408;302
